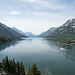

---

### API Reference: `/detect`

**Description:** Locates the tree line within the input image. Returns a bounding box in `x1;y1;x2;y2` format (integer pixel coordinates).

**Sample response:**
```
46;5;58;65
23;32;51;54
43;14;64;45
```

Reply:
0;35;14;44
0;56;41;75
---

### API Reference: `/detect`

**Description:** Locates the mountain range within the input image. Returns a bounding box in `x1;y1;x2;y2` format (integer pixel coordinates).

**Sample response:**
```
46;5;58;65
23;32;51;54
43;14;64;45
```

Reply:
39;27;56;37
24;32;37;37
0;18;75;40
0;22;27;38
40;19;75;40
12;27;36;37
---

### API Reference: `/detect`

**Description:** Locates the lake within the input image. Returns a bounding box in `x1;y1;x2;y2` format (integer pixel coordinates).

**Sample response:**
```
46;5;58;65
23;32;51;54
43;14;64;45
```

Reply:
0;38;75;75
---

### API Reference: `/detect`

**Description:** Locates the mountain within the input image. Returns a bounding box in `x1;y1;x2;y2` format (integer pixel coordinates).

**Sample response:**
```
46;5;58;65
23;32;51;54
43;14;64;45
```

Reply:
24;32;36;37
0;22;26;38
45;19;75;39
12;27;36;37
39;27;56;37
12;27;27;36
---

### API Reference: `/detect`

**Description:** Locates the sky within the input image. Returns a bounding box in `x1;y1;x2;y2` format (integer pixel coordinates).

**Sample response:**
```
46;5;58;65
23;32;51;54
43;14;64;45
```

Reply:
0;0;75;34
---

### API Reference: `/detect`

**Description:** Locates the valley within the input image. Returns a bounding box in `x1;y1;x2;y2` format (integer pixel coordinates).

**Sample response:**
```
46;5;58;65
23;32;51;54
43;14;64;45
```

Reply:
0;19;75;75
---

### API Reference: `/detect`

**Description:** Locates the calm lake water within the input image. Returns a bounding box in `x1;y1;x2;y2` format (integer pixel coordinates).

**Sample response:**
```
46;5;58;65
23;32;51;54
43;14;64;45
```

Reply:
0;38;75;75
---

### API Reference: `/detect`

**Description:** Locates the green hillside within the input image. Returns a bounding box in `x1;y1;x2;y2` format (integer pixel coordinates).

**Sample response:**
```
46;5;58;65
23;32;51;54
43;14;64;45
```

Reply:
44;19;75;44
0;35;16;44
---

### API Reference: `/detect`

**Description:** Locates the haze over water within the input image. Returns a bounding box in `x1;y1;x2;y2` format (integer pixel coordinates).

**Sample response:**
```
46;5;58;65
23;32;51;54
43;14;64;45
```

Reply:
0;38;75;75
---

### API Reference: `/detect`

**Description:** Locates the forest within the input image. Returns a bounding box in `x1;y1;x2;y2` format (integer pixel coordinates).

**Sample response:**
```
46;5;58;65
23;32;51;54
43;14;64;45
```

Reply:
0;56;41;75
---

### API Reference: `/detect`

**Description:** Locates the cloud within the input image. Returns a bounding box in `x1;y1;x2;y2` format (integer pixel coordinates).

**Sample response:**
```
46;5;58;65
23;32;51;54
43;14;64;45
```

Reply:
19;0;41;3
0;0;75;34
10;11;21;15
18;0;68;12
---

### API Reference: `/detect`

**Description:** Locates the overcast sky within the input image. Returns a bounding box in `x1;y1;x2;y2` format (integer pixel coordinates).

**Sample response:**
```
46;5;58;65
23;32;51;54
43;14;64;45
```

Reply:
0;0;75;34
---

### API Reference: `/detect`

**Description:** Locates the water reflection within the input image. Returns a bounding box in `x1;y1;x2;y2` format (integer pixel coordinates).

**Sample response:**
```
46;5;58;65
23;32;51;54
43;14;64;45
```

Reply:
0;41;18;51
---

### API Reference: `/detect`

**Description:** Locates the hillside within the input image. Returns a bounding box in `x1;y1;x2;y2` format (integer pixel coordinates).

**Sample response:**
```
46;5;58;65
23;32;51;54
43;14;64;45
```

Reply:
12;27;27;37
43;19;75;44
0;22;26;38
39;27;56;37
45;19;75;39
12;27;36;37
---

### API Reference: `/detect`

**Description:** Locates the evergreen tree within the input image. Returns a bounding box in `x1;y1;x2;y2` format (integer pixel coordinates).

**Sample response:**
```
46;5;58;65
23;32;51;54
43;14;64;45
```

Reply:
2;59;6;70
28;67;31;75
0;62;2;69
9;59;13;72
1;57;41;75
20;62;25;75
22;66;25;75
28;63;41;75
12;58;16;75
20;62;23;73
16;61;20;75
5;56;9;73
31;63;37;72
